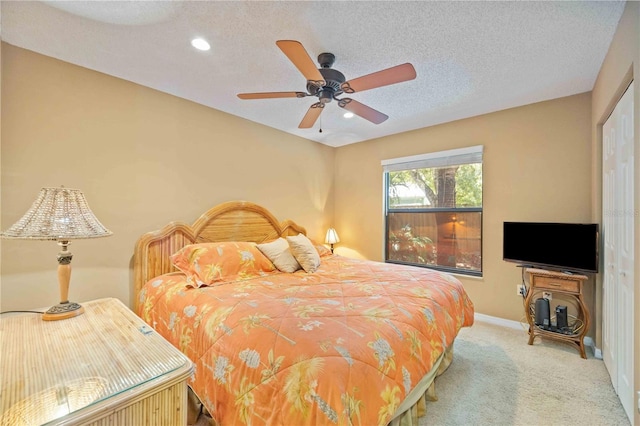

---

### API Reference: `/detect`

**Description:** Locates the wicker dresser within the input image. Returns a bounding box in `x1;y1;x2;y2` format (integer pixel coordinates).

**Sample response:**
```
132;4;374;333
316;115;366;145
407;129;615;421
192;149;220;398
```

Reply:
0;298;193;425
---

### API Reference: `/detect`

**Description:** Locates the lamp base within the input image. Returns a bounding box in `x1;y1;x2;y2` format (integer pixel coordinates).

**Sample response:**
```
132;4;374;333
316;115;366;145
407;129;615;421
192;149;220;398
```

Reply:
42;302;85;321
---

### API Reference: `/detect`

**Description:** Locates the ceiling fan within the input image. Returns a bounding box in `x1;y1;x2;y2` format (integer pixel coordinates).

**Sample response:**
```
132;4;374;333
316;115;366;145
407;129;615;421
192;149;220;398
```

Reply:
238;40;417;129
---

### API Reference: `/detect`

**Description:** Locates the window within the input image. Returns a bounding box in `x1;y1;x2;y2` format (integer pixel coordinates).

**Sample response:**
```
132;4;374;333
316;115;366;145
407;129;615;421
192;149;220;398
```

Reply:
382;146;483;276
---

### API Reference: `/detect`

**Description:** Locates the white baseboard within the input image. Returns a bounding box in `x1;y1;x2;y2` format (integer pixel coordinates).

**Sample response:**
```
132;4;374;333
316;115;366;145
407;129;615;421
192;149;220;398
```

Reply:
474;312;603;359
584;337;603;359
474;312;527;330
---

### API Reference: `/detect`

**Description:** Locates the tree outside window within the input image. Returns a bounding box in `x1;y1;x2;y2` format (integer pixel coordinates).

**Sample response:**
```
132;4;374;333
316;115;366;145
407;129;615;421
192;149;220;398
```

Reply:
386;160;482;276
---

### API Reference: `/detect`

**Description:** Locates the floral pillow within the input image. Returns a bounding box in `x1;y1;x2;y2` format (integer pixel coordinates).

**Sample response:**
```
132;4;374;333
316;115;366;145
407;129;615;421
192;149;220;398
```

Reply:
171;242;276;287
313;242;333;258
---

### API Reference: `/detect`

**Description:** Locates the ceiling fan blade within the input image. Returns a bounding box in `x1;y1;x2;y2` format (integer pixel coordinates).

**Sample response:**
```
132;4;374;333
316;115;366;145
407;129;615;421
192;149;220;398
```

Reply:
341;63;416;94
338;98;388;124
276;40;325;87
299;102;324;128
238;91;307;100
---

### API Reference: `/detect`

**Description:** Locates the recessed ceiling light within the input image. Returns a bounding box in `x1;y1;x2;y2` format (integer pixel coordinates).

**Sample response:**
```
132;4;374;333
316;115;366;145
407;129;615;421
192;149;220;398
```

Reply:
343;112;354;118
191;38;210;51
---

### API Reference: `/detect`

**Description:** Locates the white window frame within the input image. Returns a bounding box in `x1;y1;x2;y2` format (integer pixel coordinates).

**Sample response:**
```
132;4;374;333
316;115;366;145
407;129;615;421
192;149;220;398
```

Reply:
382;145;483;276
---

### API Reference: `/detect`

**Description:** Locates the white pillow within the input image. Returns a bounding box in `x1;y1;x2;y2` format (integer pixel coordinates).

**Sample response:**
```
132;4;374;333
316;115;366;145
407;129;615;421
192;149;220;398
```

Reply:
286;233;321;273
256;238;301;273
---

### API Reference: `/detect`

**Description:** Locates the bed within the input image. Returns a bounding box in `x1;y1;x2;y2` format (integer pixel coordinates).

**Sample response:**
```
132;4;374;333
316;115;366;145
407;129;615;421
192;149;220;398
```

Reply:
133;201;474;426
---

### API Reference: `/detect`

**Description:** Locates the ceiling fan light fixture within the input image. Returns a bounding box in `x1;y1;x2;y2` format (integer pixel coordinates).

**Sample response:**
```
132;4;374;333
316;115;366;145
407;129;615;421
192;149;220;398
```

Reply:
318;89;333;104
191;38;210;51
343;112;354;118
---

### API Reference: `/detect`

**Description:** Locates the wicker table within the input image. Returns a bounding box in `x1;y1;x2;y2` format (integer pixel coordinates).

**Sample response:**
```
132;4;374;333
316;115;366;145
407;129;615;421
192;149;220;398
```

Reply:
524;268;590;359
0;298;193;425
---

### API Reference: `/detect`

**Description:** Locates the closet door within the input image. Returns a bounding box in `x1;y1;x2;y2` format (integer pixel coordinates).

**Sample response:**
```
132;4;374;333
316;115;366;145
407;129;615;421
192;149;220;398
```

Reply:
615;82;634;422
602;81;634;423
602;99;617;388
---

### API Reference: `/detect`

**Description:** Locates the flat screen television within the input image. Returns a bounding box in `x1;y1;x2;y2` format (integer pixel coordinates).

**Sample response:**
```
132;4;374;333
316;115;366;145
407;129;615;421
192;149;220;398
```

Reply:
503;222;599;273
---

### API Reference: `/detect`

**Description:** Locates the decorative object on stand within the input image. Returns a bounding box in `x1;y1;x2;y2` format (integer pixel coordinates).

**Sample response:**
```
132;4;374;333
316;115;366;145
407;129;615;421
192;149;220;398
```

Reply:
325;228;340;253
0;187;112;321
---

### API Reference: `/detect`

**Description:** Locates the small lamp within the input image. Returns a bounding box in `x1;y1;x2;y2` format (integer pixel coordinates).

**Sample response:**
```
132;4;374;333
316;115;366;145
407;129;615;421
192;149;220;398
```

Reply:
325;228;340;253
0;187;112;321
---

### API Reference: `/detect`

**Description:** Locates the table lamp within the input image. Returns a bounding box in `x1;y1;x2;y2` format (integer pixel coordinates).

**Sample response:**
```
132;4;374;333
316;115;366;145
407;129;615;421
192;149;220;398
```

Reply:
0;187;112;321
325;228;340;253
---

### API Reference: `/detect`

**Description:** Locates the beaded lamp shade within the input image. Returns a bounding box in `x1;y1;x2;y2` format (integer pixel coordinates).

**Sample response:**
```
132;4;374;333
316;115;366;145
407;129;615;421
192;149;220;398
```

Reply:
1;187;112;320
1;187;111;240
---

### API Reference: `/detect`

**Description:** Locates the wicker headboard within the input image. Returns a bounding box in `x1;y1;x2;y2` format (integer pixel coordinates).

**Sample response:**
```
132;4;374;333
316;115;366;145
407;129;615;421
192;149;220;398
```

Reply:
133;201;306;311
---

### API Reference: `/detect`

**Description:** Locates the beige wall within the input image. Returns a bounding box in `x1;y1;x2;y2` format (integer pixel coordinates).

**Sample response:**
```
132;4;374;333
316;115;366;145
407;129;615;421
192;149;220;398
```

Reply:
2;8;638;418
590;2;639;424
1;43;335;310
334;93;593;324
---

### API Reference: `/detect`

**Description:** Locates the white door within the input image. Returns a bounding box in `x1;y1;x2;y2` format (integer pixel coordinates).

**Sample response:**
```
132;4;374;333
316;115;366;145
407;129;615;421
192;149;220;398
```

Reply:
602;101;617;388
602;81;634;423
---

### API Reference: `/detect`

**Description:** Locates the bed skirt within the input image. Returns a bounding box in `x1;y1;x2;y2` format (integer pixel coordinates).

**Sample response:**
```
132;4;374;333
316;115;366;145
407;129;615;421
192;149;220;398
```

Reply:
186;345;455;426
389;345;455;426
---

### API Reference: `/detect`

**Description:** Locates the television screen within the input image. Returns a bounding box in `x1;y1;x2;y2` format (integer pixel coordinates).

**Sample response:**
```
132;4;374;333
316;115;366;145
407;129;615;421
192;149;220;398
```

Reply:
503;222;599;273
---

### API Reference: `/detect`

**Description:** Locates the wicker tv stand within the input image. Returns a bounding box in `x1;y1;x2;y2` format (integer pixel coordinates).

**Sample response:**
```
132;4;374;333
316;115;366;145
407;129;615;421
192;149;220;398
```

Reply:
524;268;590;359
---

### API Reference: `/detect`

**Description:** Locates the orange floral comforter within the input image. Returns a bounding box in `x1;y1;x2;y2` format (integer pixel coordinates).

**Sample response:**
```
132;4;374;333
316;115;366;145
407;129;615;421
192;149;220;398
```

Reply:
139;255;474;426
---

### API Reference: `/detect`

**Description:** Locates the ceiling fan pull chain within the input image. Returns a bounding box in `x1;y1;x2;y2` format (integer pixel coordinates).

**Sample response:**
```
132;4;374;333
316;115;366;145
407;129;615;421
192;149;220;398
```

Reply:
319;116;323;133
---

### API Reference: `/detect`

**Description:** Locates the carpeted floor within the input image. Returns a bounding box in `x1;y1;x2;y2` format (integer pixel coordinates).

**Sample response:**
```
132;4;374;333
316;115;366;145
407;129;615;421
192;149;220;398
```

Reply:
422;319;631;426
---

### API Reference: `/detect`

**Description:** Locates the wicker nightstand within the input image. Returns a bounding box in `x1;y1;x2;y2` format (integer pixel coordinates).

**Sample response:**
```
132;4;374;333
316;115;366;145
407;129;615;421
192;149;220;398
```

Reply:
0;298;193;425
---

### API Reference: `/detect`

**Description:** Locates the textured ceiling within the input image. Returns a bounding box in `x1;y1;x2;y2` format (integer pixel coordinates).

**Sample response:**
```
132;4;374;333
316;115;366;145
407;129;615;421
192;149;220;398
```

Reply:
0;1;626;147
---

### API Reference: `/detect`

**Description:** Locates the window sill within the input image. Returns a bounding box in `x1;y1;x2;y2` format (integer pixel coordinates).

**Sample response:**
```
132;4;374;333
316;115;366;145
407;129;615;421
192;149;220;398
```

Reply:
385;260;483;279
449;272;484;281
